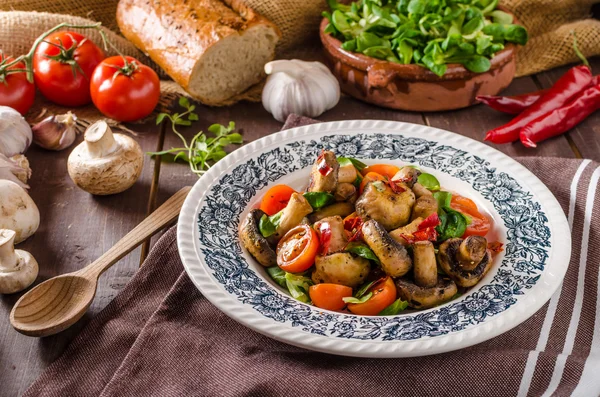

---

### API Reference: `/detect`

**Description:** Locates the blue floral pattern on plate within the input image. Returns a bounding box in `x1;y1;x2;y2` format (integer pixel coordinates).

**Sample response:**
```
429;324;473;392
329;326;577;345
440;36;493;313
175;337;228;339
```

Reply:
196;133;550;340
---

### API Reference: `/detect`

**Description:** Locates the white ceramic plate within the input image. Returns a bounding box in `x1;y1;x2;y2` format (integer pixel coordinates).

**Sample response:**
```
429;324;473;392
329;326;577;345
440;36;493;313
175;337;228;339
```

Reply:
177;120;570;357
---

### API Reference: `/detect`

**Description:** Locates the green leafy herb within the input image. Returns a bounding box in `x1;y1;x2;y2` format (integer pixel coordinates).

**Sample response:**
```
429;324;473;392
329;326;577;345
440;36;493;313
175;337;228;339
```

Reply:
417;173;440;191
259;211;283;238
147;97;243;176
324;0;529;76
433;191;452;211
437;208;468;240
303;192;335;210
338;156;367;172
451;292;463;300
267;266;287;288
379;298;409;315
354;280;376;299
346;242;380;264
285;272;313;303
343;292;373;304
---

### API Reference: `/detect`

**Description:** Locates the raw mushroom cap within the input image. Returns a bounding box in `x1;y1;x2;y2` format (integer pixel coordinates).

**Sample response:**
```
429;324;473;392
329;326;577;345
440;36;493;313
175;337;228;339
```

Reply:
0;229;39;294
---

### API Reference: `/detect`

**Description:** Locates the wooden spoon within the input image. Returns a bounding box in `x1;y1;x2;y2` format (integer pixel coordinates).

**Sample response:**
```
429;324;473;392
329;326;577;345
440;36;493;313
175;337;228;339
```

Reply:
10;186;191;337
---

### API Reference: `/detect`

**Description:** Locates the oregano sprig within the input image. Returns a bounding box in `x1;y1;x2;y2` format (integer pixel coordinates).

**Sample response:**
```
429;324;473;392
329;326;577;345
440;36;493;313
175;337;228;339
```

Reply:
148;97;243;176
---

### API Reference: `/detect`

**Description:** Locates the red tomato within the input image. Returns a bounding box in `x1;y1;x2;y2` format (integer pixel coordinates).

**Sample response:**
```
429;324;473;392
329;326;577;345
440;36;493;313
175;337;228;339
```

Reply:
450;195;491;237
359;172;387;194
309;284;353;311
0;55;35;115
276;225;319;273
260;184;296;215
347;277;397;316
90;56;160;122
361;164;400;180
33;31;105;106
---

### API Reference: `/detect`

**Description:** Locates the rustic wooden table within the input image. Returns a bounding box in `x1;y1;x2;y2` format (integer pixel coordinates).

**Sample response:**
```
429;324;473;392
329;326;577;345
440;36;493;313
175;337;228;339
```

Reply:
1;56;599;396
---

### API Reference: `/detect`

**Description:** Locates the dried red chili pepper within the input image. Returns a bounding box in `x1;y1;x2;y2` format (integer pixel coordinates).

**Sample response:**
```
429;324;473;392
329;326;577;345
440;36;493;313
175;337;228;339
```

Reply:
476;89;549;114
520;82;600;148
488;241;504;255
484;65;593;144
388;179;407;194
344;216;363;243
400;213;440;244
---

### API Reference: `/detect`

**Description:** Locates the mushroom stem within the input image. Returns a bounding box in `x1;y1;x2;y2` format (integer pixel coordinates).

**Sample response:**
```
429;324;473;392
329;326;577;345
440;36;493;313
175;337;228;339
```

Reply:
458;235;487;271
0;230;18;270
85;120;118;158
413;241;437;288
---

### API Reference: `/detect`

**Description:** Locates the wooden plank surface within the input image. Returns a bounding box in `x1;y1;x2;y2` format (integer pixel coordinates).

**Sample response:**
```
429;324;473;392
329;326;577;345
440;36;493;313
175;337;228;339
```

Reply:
0;123;162;397
2;55;596;396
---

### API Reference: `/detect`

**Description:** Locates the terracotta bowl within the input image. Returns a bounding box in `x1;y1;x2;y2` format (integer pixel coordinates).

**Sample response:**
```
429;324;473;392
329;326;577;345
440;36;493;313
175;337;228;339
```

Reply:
320;17;517;112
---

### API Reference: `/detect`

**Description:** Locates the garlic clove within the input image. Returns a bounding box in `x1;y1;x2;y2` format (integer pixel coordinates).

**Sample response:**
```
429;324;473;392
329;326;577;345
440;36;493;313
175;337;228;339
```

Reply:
0;153;31;189
32;112;78;151
0;106;32;157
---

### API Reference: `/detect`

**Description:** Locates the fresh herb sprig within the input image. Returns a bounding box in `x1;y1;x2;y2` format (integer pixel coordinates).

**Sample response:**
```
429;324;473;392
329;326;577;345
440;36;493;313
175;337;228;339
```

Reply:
148;97;243;176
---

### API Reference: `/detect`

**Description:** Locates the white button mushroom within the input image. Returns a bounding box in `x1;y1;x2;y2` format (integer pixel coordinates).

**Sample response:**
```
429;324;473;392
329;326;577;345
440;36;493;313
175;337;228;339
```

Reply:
0;229;38;294
0;180;40;244
67;120;143;195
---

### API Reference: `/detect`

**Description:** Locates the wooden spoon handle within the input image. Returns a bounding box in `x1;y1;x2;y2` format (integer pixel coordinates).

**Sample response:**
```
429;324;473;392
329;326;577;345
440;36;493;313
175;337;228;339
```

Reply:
82;186;191;278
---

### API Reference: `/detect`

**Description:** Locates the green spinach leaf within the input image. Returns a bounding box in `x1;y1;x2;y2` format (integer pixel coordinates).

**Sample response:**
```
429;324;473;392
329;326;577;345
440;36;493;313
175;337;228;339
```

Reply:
303;192;335;210
379;298;409;315
259;211;283;238
346;242;381;263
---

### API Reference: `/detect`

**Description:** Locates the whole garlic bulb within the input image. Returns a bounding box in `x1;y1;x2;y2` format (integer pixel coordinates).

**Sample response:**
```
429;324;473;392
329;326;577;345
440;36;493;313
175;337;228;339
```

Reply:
262;60;340;122
0;106;32;157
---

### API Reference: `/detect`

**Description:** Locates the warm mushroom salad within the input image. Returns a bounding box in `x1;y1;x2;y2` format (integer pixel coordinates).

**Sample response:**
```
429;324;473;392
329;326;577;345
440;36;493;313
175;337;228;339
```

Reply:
240;151;503;316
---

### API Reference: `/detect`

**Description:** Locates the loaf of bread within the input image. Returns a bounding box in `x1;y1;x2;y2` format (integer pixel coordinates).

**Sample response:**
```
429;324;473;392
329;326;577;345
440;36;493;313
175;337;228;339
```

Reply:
117;0;280;105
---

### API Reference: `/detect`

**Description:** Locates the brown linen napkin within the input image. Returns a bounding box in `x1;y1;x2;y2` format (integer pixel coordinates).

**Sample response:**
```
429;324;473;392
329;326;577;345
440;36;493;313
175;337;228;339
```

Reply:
24;115;600;397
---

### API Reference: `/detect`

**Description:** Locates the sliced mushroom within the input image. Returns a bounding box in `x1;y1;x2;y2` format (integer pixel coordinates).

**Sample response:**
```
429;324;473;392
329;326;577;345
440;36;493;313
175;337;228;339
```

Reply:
270;192;313;242
355;181;415;230
391;167;421;188
312;252;370;288
308;202;354;223
411;194;438;221
389;217;423;246
308;150;339;193
361;219;412;277
413;241;437;288
458;236;488;271
334;182;357;203
239;209;277;267
438;238;493;287
395;276;457;309
412;182;432;198
338;161;357;183
314;216;347;255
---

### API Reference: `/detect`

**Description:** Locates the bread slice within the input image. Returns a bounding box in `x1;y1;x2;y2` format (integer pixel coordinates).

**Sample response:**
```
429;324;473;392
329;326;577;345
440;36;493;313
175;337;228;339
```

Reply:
117;0;280;105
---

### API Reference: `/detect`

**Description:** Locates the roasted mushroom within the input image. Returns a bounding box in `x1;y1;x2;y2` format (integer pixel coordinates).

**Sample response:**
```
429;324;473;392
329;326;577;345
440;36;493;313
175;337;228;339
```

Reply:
438;237;493;287
361;219;412;277
308;202;354;223
389;217;423;246
458;236;488;271
412;182;432;198
355;181;415;230
308;150;339;193
334;182;357;203
312;253;370;288
412;241;437;288
239;209;277;267
338;161;357;183
411;194;438;221
269;192;313;242
391;166;420;188
314;216;347;255
396;277;457;310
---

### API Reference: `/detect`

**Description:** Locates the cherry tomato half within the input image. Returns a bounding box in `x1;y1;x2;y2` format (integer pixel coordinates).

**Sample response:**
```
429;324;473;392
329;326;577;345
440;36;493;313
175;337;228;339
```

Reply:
0;55;35;115
33;31;105;106
260;184;296;216
450;195;491;237
361;164;400;180
276;225;319;273
347;277;397;316
91;56;160;122
359;172;387;194
309;284;353;311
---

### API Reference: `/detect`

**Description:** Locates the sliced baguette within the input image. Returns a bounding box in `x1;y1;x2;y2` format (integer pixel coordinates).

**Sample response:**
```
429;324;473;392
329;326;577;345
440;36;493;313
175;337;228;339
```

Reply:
117;0;280;105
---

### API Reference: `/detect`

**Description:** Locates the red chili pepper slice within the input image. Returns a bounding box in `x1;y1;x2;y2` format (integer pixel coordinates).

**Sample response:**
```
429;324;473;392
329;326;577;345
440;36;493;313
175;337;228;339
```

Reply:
317;222;332;255
400;213;440;244
520;82;600;148
484;65;593;144
488;241;504;254
476;89;549;114
316;151;332;176
344;216;363;243
388;179;406;194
